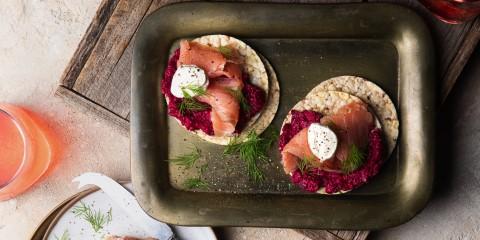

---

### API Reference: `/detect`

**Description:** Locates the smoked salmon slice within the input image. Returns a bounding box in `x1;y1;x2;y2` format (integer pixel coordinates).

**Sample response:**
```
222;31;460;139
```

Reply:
281;128;317;174
281;128;341;174
196;81;240;136
178;40;226;76
222;44;245;65
178;41;244;91
281;102;374;174
208;63;244;91
178;40;248;136
320;102;374;162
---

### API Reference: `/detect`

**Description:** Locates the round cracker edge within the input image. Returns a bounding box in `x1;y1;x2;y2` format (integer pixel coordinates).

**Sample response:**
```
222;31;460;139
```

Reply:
307;75;399;157
280;91;380;195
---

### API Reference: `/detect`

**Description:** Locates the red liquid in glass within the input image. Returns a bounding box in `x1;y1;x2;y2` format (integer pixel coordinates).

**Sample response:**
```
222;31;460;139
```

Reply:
419;0;480;24
0;111;23;187
0;105;55;200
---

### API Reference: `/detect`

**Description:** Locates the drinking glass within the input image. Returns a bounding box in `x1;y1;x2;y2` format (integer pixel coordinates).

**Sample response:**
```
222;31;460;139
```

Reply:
419;0;480;24
0;104;54;200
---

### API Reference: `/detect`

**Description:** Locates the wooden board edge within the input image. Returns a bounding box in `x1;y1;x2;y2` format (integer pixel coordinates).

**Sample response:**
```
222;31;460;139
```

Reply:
441;17;480;104
337;230;370;240
55;86;129;134
294;229;369;240
294;229;345;240
356;231;370;240
294;229;340;240
72;0;154;95
59;0;120;88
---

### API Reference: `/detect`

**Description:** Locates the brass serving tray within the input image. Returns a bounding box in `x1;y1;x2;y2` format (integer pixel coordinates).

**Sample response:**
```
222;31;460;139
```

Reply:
131;2;435;229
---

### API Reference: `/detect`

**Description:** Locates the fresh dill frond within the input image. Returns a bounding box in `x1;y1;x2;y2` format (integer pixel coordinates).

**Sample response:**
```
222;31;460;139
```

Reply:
181;84;208;97
54;230;70;240
178;85;209;114
342;144;366;173
200;163;208;174
179;98;209;114
227;88;250;113
298;156;315;174
217;46;233;58
72;202;112;233
262;126;279;147
224;128;278;182
224;132;266;182
169;147;201;169
183;177;209;189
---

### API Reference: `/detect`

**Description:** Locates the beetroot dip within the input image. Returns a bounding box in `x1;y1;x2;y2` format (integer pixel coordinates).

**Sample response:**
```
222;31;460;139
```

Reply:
279;110;384;193
161;49;266;136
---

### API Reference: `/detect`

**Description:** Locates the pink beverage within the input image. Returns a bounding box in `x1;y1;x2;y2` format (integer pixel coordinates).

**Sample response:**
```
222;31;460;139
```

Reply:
0;104;55;200
419;0;480;24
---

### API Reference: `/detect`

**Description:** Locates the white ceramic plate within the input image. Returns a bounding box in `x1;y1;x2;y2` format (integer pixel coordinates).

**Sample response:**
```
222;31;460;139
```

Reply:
47;184;216;240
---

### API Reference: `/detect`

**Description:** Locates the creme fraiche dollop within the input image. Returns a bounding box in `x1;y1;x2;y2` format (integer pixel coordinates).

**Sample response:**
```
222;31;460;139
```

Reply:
307;123;338;161
171;65;208;98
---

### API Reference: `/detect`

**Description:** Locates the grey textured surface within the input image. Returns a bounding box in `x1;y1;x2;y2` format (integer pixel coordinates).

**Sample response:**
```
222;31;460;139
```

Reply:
370;46;480;239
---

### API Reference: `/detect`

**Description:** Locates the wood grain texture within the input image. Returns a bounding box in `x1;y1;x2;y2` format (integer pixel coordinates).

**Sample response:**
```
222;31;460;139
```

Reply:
99;39;134;118
441;18;480;103
72;0;153;118
296;229;343;240
293;229;369;240
55;1;480;239
333;230;370;240
55;86;130;134
59;0;120;88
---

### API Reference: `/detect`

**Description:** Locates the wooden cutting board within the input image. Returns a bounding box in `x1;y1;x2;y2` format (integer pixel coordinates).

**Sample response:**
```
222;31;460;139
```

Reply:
55;0;480;239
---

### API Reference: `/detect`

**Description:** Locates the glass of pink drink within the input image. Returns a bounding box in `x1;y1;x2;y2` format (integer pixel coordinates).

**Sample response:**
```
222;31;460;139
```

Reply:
419;0;480;24
0;104;54;201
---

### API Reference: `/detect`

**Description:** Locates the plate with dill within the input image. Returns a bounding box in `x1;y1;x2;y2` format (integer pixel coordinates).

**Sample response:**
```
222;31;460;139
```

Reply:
44;183;216;240
131;2;435;230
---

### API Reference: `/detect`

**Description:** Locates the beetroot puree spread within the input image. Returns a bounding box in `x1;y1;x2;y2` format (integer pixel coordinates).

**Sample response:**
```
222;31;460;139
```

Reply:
161;49;266;135
279;110;384;193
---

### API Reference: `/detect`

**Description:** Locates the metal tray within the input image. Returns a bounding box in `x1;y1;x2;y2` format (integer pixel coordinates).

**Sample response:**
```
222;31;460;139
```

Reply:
131;2;435;229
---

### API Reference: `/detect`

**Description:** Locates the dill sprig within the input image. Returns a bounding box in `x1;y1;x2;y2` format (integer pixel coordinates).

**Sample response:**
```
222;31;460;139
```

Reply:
262;125;279;147
72;202;112;233
342;144;366;173
179;98;209;114
224;128;278;182
169;147;201;169
181;84;208;97
178;85;209;114
54;230;70;240
200;163;208;174
298;156;315;174
227;88;250;113
217;46;233;58
183;177;209;189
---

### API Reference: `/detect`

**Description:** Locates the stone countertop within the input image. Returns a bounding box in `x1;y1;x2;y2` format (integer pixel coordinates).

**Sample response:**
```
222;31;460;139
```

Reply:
0;1;306;239
0;0;130;238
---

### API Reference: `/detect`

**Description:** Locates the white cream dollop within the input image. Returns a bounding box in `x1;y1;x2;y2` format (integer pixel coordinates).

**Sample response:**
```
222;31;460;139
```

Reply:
307;123;338;161
171;65;208;98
